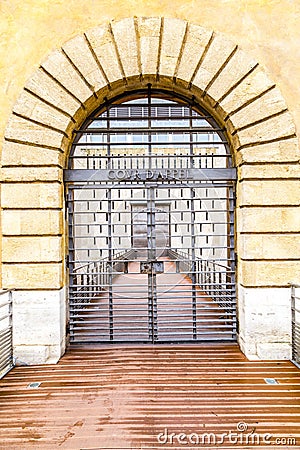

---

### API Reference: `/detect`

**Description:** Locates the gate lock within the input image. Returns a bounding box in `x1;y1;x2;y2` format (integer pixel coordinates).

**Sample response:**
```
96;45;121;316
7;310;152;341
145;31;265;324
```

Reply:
140;261;164;274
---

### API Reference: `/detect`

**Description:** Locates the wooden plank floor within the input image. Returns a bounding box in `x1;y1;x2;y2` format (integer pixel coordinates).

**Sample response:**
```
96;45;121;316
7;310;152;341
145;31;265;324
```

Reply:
0;345;299;449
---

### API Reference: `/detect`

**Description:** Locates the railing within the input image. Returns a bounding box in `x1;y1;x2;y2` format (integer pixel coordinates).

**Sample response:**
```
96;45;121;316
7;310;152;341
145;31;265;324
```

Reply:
290;283;300;366
0;290;14;378
167;248;235;315
70;250;138;307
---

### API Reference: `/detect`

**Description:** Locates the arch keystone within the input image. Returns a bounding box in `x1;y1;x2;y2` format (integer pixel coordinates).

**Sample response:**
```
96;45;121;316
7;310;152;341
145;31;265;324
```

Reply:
137;17;161;75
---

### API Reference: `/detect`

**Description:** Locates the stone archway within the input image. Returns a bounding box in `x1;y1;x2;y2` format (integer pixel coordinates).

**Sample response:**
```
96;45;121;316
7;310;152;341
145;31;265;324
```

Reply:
1;17;299;364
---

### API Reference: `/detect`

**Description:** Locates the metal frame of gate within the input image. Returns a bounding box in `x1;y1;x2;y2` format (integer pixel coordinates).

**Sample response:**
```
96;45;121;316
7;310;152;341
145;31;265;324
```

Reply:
65;87;237;344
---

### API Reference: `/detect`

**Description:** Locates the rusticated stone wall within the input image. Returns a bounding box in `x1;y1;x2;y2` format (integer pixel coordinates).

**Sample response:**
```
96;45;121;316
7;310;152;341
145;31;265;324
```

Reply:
1;13;299;363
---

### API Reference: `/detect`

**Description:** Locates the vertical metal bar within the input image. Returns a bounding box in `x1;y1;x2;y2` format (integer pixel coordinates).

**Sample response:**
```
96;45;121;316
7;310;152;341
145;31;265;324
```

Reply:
106;106;114;341
189;103;197;340
67;187;75;341
147;186;153;342
147;83;152;170
147;186;157;343
291;285;296;361
108;189;113;341
9;290;13;369
152;188;157;342
228;184;236;337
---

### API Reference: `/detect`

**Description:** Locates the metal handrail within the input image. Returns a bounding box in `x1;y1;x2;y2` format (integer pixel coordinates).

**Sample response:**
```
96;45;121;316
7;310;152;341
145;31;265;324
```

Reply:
168;249;234;314
72;249;134;273
168;248;231;271
70;250;138;309
290;283;300;366
0;289;14;379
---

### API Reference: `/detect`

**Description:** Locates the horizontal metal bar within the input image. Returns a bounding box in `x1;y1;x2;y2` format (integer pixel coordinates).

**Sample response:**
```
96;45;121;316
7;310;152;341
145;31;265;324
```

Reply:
0;290;14;297
70;153;231;159
0;352;13;367
0;326;12;337
84;113;214;120
72;139;229;146
0;302;12;310
67;182;235;189
76;126;223;134
64;168;236;182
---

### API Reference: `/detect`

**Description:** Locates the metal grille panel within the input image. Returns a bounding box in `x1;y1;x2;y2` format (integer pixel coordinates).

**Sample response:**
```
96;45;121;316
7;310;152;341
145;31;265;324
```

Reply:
0;290;13;378
66;90;237;344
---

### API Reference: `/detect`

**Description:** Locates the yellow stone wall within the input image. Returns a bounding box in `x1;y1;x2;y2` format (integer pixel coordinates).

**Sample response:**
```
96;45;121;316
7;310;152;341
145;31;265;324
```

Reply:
1;0;300;143
1;6;299;291
0;1;299;362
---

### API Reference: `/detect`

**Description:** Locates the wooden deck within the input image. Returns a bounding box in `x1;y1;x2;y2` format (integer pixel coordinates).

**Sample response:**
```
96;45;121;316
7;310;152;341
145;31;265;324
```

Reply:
0;345;299;449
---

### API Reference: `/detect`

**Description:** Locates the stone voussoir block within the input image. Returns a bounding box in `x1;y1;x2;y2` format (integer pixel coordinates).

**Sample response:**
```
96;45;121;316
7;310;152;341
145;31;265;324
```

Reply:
236;137;300;164
176;23;212;82
41;49;92;103
62;34;107;92
192;32;236;92
227;86;287;134
85;24;123;83
219;67;275;114
159;17;187;78
5;114;65;148
25;68;81;117
233;110;296;148
111;18;139;78
207;48;258;104
13;90;71;133
137;17;161;75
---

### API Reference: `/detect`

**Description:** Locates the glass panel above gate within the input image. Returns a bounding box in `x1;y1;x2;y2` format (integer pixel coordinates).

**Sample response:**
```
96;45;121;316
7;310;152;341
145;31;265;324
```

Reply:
65;89;237;344
66;89;235;183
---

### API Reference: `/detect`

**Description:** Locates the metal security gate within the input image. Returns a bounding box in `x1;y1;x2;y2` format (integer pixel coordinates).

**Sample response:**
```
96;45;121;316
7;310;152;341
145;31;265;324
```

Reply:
65;88;237;343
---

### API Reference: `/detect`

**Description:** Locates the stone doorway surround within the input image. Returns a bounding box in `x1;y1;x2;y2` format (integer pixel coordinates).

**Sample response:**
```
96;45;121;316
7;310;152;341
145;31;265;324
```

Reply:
1;17;299;364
